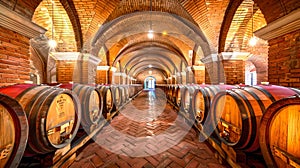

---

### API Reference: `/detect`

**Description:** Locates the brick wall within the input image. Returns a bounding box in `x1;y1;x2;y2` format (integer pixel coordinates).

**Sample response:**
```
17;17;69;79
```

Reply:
204;60;245;85
56;60;75;83
222;60;245;84
0;26;31;86
268;29;300;87
96;70;108;84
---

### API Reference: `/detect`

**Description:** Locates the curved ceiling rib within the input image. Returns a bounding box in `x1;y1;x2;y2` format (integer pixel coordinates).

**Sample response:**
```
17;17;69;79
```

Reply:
113;41;187;66
128;61;170;75
123;54;178;74
135;67;168;79
218;0;244;52
59;0;83;51
132;66;168;78
91;11;213;58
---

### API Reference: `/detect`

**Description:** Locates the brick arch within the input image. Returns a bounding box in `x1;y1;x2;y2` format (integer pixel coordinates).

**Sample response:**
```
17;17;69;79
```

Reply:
124;54;178;74
19;0;83;51
247;54;268;84
30;47;46;83
91;11;213;58
135;67;167;83
137;72;165;85
128;60;172;76
218;0;300;52
112;41;188;68
133;66;168;78
32;0;77;52
59;0;83;51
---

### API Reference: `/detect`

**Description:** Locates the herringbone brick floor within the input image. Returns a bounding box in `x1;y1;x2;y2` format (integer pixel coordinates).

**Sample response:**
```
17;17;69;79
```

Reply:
69;90;229;168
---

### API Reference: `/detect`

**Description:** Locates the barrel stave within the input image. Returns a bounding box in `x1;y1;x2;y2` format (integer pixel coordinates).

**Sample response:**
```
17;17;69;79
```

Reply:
0;93;28;168
259;96;300;168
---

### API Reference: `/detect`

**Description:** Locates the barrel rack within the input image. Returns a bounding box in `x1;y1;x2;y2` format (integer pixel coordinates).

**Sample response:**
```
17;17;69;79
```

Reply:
18;89;143;168
166;98;267;168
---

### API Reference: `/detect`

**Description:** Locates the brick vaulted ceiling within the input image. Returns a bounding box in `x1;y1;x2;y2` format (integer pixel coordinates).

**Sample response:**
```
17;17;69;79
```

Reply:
1;0;300;78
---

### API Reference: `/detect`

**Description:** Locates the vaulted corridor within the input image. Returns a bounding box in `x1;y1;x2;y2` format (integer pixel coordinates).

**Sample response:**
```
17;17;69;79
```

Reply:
70;89;228;168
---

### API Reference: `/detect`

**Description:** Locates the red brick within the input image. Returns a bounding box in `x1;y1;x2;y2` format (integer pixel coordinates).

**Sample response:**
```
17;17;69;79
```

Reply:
185;158;200;168
145;156;159;167
90;155;104;167
115;158;131;168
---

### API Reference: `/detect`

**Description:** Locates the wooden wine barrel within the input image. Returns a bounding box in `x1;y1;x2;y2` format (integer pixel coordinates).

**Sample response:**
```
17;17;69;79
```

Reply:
119;86;128;105
173;85;184;107
211;85;299;152
111;86;121;109
259;96;300;168
60;83;104;133
170;85;177;103
98;85;114;118
0;93;28;168
180;85;196;112
129;85;136;98
179;85;198;119
164;85;170;99
167;85;173;101
192;84;236;130
123;85;130;103
0;84;81;155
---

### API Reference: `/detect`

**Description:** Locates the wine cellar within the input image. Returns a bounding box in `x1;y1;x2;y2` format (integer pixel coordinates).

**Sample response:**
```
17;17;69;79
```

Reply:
0;0;300;167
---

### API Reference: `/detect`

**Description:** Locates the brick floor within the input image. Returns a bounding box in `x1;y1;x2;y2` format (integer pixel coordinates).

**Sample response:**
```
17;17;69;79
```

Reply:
69;90;229;168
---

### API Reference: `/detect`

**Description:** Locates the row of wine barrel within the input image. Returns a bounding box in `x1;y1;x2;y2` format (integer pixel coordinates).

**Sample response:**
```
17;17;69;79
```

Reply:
163;84;300;168
0;83;143;168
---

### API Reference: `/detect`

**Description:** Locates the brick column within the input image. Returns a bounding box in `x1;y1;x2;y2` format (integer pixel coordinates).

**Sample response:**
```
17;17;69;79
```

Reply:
96;66;109;84
113;72;121;85
219;52;249;85
108;67;116;84
180;71;186;84
174;72;180;84
192;65;205;84
53;52;100;84
201;54;221;84
56;60;76;83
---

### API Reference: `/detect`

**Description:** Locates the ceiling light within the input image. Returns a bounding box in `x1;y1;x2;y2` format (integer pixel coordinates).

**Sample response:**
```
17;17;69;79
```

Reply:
48;39;57;48
148;30;154;39
147;0;154;39
249;36;257;46
48;0;57;49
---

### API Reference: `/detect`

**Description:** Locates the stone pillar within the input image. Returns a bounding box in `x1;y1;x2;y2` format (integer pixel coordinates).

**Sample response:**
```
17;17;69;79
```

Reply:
201;54;220;84
185;66;195;84
174;72;181;84
201;53;249;85
181;71;187;84
53;52;101;84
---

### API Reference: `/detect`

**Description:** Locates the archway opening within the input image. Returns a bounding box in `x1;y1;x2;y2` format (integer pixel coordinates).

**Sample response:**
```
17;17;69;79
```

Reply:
245;61;257;85
144;76;156;90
